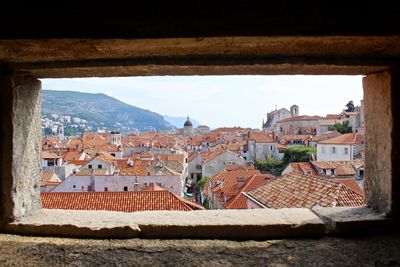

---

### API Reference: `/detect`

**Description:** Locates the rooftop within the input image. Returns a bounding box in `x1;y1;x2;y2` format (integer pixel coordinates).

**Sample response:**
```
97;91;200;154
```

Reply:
247;172;365;208
41;191;205;212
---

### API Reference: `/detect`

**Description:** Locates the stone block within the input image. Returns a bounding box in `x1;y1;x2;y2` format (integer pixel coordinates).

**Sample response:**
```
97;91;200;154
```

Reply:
312;206;397;234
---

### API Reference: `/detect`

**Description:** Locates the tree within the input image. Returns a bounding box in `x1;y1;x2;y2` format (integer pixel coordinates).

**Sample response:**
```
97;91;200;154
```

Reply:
283;146;316;163
255;156;286;176
197;176;210;192
345;101;355;112
328;122;353;134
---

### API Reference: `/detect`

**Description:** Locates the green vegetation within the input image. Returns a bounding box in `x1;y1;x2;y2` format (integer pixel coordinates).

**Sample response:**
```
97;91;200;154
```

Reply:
283;146;317;163
329;122;353;134
255;156;286;176
345;100;355;112
255;146;317;176
202;197;210;210
197;176;210;192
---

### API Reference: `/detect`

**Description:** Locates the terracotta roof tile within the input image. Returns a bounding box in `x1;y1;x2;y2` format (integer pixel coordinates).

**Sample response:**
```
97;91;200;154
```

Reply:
333;178;364;196
225;174;275;209
248;132;275;143
41;191;205;212
41;171;61;187
288;162;318;176
311;160;358;177
247;172;364;208
42;151;61;159
319;133;364;145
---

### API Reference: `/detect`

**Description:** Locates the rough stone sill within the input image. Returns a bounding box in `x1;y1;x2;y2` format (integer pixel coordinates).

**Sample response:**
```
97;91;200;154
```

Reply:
2;207;394;239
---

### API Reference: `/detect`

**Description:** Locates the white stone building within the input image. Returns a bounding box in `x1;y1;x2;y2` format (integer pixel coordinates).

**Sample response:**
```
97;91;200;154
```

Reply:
317;133;364;161
247;132;278;162
50;174;182;196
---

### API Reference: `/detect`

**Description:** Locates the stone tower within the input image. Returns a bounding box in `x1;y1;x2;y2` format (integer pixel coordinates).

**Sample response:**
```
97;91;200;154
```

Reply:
290;105;299;117
110;131;122;146
183;116;193;136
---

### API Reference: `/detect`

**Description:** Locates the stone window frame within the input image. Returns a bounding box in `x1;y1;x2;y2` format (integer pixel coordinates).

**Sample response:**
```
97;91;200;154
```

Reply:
0;38;398;239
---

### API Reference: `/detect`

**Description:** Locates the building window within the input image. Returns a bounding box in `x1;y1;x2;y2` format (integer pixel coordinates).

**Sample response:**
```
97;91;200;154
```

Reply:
98;164;102;169
110;153;115;157
104;187;108;191
73;185;76;188
88;164;92;169
123;186;128;191
344;148;349;154
332;147;336;154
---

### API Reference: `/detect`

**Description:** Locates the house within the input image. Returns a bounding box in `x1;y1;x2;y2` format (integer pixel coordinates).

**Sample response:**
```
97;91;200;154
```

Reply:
41;171;61;192
41;190;205;212
202;149;246;178
206;169;264;209
317;133;364;161
81;152;118;175
244;172;365;209
309;131;341;147
282;162;318;176
41;151;62;167
277;134;311;147
247;132;278;162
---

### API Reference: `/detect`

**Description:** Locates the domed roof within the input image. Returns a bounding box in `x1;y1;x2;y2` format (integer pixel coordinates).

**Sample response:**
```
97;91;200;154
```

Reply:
184;116;193;127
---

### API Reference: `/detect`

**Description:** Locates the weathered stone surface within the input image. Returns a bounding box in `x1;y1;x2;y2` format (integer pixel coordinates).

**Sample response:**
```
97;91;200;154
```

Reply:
0;73;41;225
0;36;398;77
6;208;324;239
11;74;41;220
363;72;393;214
312;206;396;234
0;234;399;266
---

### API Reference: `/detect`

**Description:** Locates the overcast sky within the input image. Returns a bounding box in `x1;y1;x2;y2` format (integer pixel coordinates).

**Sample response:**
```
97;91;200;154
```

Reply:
41;75;363;129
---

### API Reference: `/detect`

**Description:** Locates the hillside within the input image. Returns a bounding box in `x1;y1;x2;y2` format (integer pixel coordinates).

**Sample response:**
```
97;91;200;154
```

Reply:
42;90;176;134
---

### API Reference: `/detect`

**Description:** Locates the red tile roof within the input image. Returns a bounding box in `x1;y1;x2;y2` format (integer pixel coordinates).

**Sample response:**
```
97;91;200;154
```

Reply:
311;160;357;177
247;172;365;208
201;148;226;163
63;151;86;162
333;178;364;196
41;171;60;187
288;162;318;176
41;191;205;212
224;174;275;209
42;151;61;159
310;131;341;142
224;164;254;171
319;133;364;145
248;132;275;143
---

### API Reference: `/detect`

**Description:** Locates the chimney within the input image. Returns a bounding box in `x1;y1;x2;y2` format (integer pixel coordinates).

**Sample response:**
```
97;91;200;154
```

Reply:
90;168;95;192
237;176;246;188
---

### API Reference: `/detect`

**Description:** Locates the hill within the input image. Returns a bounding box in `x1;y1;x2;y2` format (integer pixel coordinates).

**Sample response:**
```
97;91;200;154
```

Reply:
42;90;176;134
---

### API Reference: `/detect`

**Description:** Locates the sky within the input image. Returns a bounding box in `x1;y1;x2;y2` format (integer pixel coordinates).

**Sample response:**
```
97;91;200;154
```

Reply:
41;75;363;129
